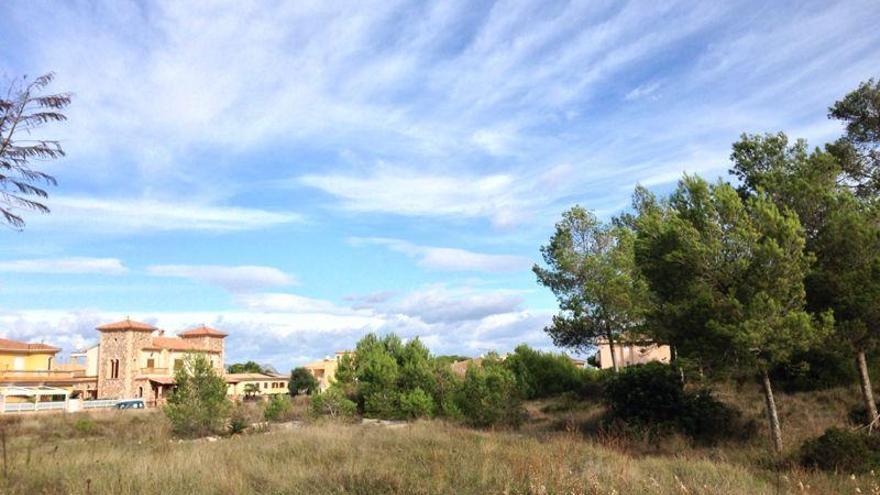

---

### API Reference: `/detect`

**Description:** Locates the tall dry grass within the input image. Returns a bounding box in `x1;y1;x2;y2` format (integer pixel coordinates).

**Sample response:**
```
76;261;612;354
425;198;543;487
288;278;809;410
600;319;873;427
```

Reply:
0;385;871;494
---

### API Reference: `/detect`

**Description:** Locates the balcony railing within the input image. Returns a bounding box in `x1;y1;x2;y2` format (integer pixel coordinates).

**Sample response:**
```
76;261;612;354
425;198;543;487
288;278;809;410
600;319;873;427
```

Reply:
0;369;86;380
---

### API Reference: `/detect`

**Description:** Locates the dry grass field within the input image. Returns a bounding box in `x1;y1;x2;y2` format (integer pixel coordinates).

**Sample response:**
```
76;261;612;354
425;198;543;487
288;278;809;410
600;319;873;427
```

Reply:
0;386;875;495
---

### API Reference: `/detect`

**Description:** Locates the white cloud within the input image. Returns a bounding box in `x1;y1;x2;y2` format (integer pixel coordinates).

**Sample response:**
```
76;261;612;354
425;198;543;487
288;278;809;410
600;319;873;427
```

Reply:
234;293;355;315
0;257;127;275
349;237;532;273
33;196;303;233
147;265;295;292
388;285;525;324
302;167;525;226
624;81;662;101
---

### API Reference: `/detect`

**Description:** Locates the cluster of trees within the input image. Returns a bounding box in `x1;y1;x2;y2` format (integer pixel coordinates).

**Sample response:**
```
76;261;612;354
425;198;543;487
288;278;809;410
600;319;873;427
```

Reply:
310;334;594;427
534;79;880;453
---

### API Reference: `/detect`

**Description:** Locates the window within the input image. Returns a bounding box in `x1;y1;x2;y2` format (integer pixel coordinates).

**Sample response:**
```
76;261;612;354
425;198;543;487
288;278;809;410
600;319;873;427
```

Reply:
263;382;268;389
138;386;143;398
109;359;120;379
146;358;155;369
174;359;183;371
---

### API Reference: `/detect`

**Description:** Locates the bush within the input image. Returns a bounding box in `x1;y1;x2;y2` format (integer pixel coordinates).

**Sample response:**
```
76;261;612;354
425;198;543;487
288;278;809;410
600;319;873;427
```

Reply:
164;354;231;437
263;395;292;422
72;417;97;436
605;362;685;426
228;403;248;434
800;427;880;473
288;367;319;396
504;345;586;399
604;363;748;444
457;356;524;428
311;388;357;419
399;388;435;419
771;347;856;393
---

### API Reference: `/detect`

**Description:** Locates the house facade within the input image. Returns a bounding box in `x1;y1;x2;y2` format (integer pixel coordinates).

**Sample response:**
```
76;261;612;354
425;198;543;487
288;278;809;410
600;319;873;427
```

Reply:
303;351;352;391
594;340;671;369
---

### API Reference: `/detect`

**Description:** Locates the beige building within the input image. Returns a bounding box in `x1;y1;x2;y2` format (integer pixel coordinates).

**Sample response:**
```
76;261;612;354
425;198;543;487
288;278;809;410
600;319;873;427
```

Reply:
303;351;352;390
595;340;671;370
226;373;289;399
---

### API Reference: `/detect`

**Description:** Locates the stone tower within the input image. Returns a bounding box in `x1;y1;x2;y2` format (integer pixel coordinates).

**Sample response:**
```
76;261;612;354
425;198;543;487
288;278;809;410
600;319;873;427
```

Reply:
178;325;227;373
96;318;156;399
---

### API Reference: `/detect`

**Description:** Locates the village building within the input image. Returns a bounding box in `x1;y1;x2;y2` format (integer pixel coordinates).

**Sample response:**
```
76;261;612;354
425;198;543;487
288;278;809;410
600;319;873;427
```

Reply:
0;318;287;409
302;351;353;391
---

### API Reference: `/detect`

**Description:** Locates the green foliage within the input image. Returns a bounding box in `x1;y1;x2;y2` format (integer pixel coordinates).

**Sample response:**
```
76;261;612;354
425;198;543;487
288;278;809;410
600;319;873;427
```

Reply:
399;388;435;419
457;356;524;428
72;417;97;436
800;427;880;473
288;367;318;396
227;361;267;374
310;387;357;419
828;78;880;197
604;363;749;444
634;176;827;374
534;206;649;369
243;383;261;399
771;346;857;393
504;344;585;399
228;403;248;434
263;395;292;422
164;354;231;437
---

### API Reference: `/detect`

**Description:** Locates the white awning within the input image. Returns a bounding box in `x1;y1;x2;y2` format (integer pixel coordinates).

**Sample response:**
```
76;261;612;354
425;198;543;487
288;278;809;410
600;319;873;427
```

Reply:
0;386;70;397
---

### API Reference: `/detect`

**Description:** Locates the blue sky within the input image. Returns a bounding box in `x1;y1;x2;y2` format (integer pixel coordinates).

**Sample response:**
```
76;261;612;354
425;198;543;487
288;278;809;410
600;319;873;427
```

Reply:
1;0;878;370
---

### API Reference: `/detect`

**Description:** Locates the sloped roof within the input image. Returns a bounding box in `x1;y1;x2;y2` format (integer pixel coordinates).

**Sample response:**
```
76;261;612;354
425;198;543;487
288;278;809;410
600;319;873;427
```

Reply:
178;325;227;338
225;372;285;383
96;319;157;332
143;336;220;353
0;337;60;354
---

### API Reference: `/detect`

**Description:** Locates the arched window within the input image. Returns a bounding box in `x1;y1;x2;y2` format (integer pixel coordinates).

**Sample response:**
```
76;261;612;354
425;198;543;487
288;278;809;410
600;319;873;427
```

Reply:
138;386;143;398
109;359;120;379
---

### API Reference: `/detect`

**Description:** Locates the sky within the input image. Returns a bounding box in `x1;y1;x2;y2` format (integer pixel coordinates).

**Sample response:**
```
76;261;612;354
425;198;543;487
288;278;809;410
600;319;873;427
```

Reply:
1;0;878;370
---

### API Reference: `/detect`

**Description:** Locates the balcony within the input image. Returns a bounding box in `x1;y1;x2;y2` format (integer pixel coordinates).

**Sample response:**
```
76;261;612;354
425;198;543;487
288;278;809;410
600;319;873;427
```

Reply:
0;369;87;381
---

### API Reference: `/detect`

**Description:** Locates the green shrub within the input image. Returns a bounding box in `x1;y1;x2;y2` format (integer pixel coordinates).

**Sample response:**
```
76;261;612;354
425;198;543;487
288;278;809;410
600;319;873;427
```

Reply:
72;417;97;436
504;345;586;399
800;427;880;473
164;354;231;437
604;363;748;444
263;395;292;422
288;367;319;396
311;388;357;419
399;387;435;419
771;348;856;393
228;403;248;434
605;362;685;426
457;356;524;428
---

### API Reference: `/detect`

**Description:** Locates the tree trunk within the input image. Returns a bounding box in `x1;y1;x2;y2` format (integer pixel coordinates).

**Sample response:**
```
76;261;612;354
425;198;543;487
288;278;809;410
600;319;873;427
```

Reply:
857;349;879;430
607;334;620;374
761;369;783;454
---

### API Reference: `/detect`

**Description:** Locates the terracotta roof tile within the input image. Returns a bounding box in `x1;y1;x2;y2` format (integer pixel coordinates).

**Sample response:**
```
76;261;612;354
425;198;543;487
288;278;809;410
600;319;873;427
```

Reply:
0;337;60;354
96;319;157;332
178;325;228;338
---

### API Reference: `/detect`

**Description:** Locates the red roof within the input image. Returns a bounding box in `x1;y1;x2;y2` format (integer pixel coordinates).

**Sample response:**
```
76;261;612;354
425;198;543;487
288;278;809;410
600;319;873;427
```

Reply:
178;325;227;338
143;336;220;353
147;376;175;385
0;338;60;354
96;319;157;332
